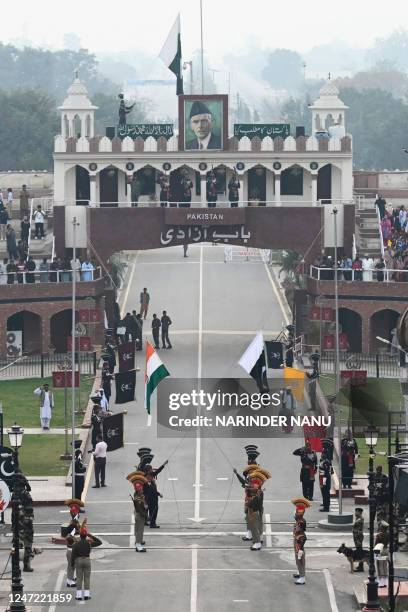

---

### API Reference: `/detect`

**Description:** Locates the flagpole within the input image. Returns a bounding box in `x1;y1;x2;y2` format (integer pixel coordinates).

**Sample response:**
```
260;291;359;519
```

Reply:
200;0;204;94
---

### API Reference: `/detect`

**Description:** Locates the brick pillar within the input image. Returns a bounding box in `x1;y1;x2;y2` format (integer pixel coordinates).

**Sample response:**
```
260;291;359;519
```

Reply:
42;314;51;354
361;313;370;354
0;314;7;357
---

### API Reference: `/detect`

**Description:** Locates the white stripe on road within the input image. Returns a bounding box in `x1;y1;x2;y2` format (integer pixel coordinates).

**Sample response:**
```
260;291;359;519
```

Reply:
147;413;152;427
190;544;198;612
264;513;272;548
262;262;289;325
48;569;64;612
233;601;249;604
120;256;138;318
323;569;340;612
129;512;135;550
191;245;203;524
217;477;229;481
168;477;179;481
33;530;352;538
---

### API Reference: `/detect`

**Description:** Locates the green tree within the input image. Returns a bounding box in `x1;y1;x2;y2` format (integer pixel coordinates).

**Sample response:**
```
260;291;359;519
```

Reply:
0;90;58;170
262;49;304;92
370;29;408;70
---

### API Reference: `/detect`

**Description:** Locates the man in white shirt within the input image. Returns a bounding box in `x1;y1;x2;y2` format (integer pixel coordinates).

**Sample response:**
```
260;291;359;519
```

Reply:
92;435;108;488
362;254;374;282
70;256;81;282
34;383;54;429
81;260;94;282
7;188;13;218
33;205;45;240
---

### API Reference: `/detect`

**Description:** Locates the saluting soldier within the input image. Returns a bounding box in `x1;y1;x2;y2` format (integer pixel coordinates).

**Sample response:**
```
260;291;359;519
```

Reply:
143;458;168;527
63;499;83;587
293;441;318;501
70;521;102;601
353;507;365;572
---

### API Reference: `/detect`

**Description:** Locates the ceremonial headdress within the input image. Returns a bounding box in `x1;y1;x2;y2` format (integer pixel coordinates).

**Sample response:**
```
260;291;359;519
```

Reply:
65;498;85;509
243;464;260;475
189;100;211;118
291;497;311;516
126;470;148;486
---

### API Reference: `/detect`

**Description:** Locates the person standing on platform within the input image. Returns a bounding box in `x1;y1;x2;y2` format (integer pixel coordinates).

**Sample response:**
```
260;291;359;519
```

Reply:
228;171;240;207
207;173;217;208
341;430;358;489
318;446;333;512
90;405;103;451
7;188;13;219
181;175;193;207
92;435;107;489
19;185;30;220
20;215;30;244
81;259;94;282
140;287;150;320
151;314;161;349
293;442;317;501
353;507;365;572
20;505;34;572
33;205;45;240
101;362;113;403
373;465;389;521
161;311;172;349
74;449;87;502
34;383;54;430
70;523;102;601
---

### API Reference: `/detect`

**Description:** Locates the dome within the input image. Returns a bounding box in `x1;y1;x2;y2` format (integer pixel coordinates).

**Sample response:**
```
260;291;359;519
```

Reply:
58;75;98;111
319;80;340;97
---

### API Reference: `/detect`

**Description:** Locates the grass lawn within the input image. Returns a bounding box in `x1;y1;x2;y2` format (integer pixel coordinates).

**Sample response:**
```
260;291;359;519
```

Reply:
0;376;94;428
18;435;76;476
354;436;389;473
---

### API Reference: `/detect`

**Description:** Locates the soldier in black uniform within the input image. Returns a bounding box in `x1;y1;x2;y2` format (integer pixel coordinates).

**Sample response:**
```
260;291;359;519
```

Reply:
293;442;318;501
133;312;143;351
151;314;161;349
228;172;240;207
318;445;333;512
181;176;193;207
143;460;169;527
101;362;113;402
341;430;358;489
90;405;103;451
74;449;87;502
161;311;172;349
118;94;134;126
207;173;217;208
157;174;171;207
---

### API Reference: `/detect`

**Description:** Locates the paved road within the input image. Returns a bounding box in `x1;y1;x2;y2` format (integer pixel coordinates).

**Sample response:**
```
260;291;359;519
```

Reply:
1;245;362;611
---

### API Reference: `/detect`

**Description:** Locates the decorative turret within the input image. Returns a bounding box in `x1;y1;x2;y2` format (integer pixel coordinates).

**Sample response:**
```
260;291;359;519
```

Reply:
58;71;98;138
309;78;348;135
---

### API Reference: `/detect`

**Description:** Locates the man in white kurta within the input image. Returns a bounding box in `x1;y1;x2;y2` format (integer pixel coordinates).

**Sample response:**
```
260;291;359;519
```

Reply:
362;255;374;282
34;383;54;430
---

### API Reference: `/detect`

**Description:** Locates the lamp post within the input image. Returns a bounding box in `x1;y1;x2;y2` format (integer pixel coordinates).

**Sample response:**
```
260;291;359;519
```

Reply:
6;424;25;612
363;425;382;612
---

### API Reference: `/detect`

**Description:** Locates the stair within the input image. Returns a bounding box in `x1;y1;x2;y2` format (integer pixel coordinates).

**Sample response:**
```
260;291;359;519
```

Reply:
355;208;382;258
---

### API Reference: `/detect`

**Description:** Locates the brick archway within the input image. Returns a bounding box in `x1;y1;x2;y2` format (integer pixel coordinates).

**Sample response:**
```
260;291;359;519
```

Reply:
7;310;42;355
370;308;400;353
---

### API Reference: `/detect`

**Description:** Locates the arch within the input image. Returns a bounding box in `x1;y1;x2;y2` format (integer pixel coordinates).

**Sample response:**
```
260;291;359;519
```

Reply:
281;164;304;197
248;164;267;203
100;165;119;206
50;309;77;353
85;115;91;137
370;309;400;353
324;114;334;129
315;114;321;129
75;165;90;205
338;308;362;352
63;115;69;138
73;114;82;138
317;163;332;202
7;311;42;355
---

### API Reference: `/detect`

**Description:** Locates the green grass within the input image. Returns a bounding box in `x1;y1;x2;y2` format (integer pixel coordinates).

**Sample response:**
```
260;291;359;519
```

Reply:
0;376;94;428
18;435;76;476
354;437;389;473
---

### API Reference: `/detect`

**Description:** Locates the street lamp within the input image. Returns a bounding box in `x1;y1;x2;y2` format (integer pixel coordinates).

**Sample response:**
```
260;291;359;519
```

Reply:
363;425;383;612
6;423;25;612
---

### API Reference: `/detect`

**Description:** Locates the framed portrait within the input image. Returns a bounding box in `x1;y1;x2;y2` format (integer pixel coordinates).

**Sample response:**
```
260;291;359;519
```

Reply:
179;95;228;152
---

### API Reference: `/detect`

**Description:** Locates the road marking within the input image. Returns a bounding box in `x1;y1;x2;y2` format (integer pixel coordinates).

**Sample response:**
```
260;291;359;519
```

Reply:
264;513;272;548
48;569;64;612
233;601;249;603
82;451;94;503
165;329;280;336
168;477;179;481
91;568;327;573
190;544;198;612
262;262;289;325
120;254;138;317
129;512;135;550
323;569;340;612
147;413;152;427
124;442;140;445
33;530;353;538
217;477;229;481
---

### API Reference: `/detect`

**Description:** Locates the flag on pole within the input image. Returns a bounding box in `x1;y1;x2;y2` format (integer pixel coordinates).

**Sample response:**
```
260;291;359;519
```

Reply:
145;341;170;414
159;14;184;95
238;332;266;389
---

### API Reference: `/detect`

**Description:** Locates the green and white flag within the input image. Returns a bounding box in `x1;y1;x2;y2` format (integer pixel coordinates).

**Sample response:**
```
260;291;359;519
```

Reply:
159;13;184;95
145;341;170;414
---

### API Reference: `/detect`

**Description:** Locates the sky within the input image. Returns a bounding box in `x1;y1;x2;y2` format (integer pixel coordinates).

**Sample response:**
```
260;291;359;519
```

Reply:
3;0;408;60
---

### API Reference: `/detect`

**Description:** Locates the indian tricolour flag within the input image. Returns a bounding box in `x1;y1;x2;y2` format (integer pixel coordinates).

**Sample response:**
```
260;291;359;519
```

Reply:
145;341;170;414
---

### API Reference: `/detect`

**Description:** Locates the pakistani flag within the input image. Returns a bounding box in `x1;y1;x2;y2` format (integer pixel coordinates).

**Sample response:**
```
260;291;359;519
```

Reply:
159;14;184;95
145;341;170;414
238;332;267;392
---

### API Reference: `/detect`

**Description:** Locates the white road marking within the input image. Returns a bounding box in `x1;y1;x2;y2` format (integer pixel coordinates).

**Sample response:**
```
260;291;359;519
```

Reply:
120;255;138;317
164;329;280;335
233;601;249;603
190;544;198;612
91;568;327;573
129;512;135;550
48;569;64;612
217;477;229;481
168;477;179;481
124;442;140;445
33;530;353;538
147;413;152;427
264;513;272;548
82;450;94;502
323;569;340;612
262;262;289;325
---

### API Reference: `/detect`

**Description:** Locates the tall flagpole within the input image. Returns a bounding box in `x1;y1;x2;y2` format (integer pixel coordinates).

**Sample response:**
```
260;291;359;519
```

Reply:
71;217;78;499
200;0;204;94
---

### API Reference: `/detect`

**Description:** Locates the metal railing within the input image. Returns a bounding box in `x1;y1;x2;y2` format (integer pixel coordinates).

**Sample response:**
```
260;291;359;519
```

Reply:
376;206;385;258
51;198;356;208
0;266;101;285
0;351;97;380
309;265;407;282
320;351;402;378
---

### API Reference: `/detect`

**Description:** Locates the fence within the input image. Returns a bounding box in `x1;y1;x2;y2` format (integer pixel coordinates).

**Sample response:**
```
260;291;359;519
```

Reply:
309;265;408;283
0;266;102;285
0;352;97;380
320;351;403;378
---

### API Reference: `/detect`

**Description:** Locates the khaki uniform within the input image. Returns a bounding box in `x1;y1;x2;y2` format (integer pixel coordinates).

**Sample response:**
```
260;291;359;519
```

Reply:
133;494;148;546
353;516;364;549
294;531;307;578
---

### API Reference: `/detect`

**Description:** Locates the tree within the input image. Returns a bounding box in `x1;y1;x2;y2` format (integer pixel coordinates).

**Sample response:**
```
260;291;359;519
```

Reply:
280;97;312;134
0;90;58;170
370;29;408;70
336;68;408;100
262;49;304;92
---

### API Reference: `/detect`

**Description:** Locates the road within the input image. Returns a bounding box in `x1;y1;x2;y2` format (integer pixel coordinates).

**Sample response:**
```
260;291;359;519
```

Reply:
1;245;363;611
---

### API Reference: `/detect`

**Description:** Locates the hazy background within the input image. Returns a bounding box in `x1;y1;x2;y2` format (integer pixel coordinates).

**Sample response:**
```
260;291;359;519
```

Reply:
2;0;408;170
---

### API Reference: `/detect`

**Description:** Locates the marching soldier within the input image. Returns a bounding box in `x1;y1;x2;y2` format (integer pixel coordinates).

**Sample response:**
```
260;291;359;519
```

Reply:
291;498;310;585
63;499;83;587
143;459;168;527
353;507;365;571
74;449;87;503
245;481;263;551
70;520;102;601
293;441;318;501
127;470;149;552
319;441;333;512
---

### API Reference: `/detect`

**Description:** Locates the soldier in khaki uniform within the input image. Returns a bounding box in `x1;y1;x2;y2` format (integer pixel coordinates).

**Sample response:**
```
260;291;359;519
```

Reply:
291;497;311;585
20;506;34;572
70;522;102;601
127;470;149;552
353;507;365;571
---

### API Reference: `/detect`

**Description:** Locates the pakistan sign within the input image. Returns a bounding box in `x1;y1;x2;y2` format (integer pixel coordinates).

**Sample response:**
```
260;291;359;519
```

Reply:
117;124;174;140
234;124;290;140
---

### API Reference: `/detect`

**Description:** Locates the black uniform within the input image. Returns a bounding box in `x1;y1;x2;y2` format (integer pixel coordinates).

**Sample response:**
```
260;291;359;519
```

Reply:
74;452;87;502
181;178;193;208
341;437;358;488
152;317;161;349
161;314;172;349
293;447;318;501
319;454;332;511
228;177;240;207
91;411;103;450
102;368;113;401
207;178;217;207
144;463;167;527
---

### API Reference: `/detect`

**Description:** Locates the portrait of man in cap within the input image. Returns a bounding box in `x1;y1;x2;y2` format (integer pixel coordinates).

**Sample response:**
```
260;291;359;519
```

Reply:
185;99;223;150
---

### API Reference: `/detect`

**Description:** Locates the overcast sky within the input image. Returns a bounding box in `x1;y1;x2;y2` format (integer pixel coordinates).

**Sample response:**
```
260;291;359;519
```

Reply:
3;0;408;58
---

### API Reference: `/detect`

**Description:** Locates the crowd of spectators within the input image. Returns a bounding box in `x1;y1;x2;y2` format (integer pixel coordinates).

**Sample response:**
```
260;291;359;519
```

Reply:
379;200;408;280
0;255;97;285
312;253;388;282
